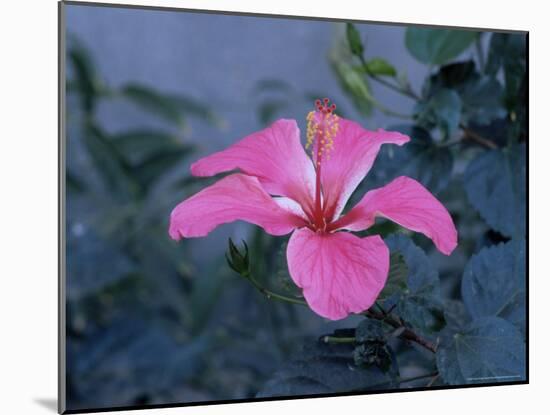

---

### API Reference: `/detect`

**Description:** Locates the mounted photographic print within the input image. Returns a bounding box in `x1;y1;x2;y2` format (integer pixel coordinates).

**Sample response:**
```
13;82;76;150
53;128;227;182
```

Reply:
59;1;528;413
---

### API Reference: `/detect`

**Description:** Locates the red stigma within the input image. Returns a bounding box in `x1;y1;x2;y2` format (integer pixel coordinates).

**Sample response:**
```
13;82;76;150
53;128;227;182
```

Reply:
314;98;337;114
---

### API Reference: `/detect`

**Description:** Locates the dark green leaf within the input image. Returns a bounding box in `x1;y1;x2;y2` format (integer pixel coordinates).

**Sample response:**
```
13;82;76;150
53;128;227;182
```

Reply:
67;40;107;113
464;144;526;237
371;125;453;194
346;23;364;57
258;99;289;125
461;77;505;125
384;235;445;334
111;130;190;166
122;84;222;127
405;28;478;65
415;89;462;136
133;147;193;191
69;319;209;405
462;239;526;334
253;79;294;94
272;241;303;298
257;340;396;397
67;230;136;300
436;317;526;385
378;251;408;300
486;33;527;136
363;57;397;77
67;171;86;194
189;258;230;334
425;60;505;126
355;319;387;343
120;84;186;127
429;60;476;88
353;343;394;373
486;33;526;100
443;299;471;333
82;124;139;198
170;95;224;127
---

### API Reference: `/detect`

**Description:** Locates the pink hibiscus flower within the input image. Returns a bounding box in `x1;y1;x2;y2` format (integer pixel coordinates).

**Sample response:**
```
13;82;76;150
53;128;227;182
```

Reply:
169;99;457;320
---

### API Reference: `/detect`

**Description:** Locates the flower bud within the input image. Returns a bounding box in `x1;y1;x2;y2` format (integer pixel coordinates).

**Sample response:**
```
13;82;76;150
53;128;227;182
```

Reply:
225;238;250;276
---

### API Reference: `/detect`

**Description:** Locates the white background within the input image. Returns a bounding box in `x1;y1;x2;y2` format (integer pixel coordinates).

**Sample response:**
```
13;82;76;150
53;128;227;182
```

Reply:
0;0;545;414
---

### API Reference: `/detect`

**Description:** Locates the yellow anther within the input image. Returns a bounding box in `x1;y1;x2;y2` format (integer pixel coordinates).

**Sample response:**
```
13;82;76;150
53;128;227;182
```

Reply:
305;103;340;160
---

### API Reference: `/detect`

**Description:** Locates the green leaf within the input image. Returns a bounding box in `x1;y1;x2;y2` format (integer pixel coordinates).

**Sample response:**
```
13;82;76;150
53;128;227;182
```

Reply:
486;33;526;98
170;95;224;127
428;60;477;88
464;144;526;238
66;170;86;194
253;79;294;94
272;241;303;299
443;299;471;332
257;340;396;397
384;235;445;334
486;33;526;134
133;147;194;191
462;239;526;334
405;28;478;65
69;319;210;403
459;77;505;125
189;258;230;334
257;99;289;125
436;317;526;385
363;58;397;77
111;130;190;166
346;23;364;57
82;124;139;198
353;342;395;374
67;39;108;113
378;252;408;300
120;84;186;127
331;61;374;117
371;125;453;194
67;230;137;300
355;319;387;343
426;60;505;126
415;89;462;137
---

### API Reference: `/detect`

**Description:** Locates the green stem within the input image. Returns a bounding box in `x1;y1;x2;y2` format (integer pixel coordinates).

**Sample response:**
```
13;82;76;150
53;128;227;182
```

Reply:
244;272;307;306
359;55;421;101
242;272;436;354
460;124;498;149
323;336;356;344
374;301;387;316
364;308;437;353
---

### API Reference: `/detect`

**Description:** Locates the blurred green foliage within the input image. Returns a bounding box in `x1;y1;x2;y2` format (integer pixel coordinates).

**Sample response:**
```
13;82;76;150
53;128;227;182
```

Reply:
66;36;238;409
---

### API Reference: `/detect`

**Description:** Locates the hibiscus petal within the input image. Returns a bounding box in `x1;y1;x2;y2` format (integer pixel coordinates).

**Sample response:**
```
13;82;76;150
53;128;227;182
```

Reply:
286;228;390;320
190;119;316;215
169;174;307;240
333;176;458;255
321;119;409;220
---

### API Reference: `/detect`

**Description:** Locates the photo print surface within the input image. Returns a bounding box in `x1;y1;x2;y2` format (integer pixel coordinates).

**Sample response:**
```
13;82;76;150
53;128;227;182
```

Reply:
60;1;528;412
